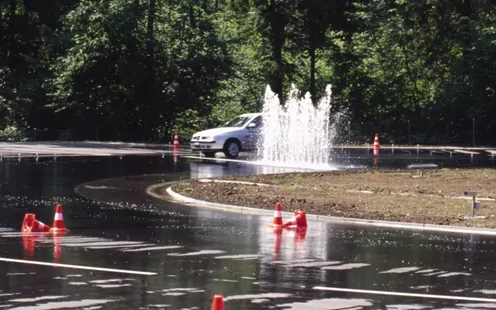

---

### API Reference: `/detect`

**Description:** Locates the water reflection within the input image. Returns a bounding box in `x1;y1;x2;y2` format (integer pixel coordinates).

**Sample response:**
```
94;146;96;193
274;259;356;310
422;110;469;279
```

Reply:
1;155;496;309
188;161;311;179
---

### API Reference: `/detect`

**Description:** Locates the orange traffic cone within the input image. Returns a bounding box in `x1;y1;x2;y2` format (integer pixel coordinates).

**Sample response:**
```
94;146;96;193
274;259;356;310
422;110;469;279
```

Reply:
22;213;36;233
282;210;307;228
210;295;225;310
32;219;51;232
373;133;380;156
269;203;284;227
173;132;180;150
22;213;50;233
297;210;307;228
49;204;70;233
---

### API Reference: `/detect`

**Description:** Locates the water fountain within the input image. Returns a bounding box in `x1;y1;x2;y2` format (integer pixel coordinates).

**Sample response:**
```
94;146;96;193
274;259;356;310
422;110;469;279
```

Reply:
257;84;337;169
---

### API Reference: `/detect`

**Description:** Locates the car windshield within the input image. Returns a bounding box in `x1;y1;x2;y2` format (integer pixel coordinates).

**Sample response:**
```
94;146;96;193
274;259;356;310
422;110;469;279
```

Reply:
222;116;252;128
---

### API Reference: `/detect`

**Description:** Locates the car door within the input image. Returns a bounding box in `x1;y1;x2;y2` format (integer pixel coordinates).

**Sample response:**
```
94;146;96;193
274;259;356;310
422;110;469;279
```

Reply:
244;116;264;150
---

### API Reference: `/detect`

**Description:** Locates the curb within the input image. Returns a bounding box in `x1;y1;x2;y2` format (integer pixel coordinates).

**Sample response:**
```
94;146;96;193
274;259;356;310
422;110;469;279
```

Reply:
146;182;496;236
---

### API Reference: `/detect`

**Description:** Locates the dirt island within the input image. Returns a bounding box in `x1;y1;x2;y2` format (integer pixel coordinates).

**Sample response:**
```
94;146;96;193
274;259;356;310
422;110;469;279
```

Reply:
164;168;496;228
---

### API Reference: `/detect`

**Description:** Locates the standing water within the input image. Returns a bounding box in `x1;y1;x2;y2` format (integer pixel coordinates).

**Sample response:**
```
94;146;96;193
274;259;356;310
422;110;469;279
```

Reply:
258;84;335;169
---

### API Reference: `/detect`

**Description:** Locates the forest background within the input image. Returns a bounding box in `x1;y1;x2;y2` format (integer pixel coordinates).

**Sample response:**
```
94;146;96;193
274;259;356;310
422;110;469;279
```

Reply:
1;0;495;146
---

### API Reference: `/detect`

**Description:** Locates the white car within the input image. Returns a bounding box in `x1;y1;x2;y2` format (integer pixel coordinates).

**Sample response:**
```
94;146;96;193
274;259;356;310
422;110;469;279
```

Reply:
190;113;264;158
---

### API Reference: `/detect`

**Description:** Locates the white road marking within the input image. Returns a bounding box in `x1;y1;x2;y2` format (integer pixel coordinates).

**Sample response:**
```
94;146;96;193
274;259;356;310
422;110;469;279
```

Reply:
321;263;370;270
122;245;183;252
182;155;251;164
0;257;157;276
61;241;144;247
87;243;155;250
380;267;421;274
168;250;224;256
313;286;496;303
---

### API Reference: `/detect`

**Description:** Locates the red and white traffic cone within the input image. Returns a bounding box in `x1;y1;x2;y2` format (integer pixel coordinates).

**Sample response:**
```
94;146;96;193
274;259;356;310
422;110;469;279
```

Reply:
373;133;380;156
173;132;180;150
210;295;225;310
22;213;50;233
32;219;51;232
269;203;284;228
21;213;36;233
49;204;70;234
282;210;307;228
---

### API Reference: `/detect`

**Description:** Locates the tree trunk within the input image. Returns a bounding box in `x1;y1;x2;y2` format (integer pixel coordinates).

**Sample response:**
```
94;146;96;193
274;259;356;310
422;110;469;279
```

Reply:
7;0;16;61
146;0;155;59
143;0;155;140
268;0;284;103
0;4;3;51
309;43;316;104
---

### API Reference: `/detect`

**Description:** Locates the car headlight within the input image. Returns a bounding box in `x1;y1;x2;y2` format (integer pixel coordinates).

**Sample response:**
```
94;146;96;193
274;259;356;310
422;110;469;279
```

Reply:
201;136;214;142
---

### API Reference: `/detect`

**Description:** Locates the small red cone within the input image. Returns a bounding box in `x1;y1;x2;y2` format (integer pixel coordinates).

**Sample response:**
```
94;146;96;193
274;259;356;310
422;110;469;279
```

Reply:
49;204;70;233
21;213;36;233
22;213;50;233
210;295;225;310
282;216;297;228
269;203;283;227
295;210;307;228
173;132;180;150
32;219;51;232
373;133;380;156
282;210;307;228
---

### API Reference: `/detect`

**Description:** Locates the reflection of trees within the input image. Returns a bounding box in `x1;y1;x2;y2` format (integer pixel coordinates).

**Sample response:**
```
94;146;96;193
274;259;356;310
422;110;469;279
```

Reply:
256;222;496;305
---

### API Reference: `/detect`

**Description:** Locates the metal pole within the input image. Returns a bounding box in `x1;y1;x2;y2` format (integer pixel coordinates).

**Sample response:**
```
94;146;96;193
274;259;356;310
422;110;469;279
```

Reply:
472;195;476;218
472;118;475;147
348;121;351;145
407;120;411;145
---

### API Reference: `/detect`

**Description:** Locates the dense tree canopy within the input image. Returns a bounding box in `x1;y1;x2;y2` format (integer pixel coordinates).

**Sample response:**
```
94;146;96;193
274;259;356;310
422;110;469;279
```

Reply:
1;0;495;145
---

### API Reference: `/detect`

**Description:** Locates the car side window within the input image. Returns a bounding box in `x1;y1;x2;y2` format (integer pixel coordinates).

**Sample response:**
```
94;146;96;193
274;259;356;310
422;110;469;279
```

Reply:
249;116;263;129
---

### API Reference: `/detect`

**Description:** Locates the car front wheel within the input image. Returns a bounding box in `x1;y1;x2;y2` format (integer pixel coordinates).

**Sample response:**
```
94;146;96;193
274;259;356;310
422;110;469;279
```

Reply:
202;151;216;158
223;139;240;159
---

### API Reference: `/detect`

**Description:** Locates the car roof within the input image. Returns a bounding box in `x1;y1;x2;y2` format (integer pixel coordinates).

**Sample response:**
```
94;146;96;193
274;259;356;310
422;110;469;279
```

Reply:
239;112;263;118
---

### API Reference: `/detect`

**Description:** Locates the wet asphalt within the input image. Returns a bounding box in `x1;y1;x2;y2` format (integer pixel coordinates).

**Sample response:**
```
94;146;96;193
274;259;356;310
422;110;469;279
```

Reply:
0;152;496;309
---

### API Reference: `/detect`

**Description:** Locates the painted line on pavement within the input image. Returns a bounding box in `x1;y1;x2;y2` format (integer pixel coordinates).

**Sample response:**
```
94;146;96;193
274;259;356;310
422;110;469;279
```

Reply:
0;257;157;276
313;286;496;303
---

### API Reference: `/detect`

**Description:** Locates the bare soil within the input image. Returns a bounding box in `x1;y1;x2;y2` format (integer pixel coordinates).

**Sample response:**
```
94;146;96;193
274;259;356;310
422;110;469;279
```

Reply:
167;168;496;228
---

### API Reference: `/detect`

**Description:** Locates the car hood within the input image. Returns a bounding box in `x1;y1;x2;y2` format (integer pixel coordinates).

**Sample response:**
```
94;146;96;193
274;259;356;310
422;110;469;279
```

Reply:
193;127;245;137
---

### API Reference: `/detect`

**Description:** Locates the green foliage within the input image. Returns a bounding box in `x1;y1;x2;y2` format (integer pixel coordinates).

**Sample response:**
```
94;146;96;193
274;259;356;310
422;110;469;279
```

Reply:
0;125;26;142
1;0;496;145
